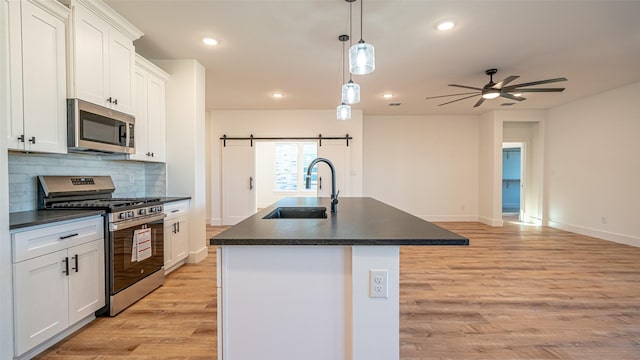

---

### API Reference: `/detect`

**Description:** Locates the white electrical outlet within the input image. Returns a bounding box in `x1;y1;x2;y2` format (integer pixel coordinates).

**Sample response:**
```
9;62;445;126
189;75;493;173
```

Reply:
369;269;388;298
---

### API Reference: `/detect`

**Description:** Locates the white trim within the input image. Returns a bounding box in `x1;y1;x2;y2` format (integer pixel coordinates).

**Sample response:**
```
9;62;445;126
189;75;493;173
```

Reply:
209;217;222;226
188;246;208;264
479;216;504;227
547;220;639;248
61;0;143;40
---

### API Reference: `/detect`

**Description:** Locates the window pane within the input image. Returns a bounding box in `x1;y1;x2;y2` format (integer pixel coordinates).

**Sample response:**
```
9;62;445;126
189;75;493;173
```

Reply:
302;143;318;190
274;143;298;191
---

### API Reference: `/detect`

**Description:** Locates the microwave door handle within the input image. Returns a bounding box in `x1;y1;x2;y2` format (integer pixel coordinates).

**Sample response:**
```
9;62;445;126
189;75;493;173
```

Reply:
119;124;127;142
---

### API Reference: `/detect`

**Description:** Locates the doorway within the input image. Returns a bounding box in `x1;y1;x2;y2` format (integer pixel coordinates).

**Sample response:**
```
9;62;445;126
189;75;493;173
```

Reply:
502;142;523;221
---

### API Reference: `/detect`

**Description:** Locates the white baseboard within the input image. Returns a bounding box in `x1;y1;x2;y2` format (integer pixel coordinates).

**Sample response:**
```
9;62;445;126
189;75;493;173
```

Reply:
478;216;504;227
188;246;208;263
209;217;222;226
547;220;639;247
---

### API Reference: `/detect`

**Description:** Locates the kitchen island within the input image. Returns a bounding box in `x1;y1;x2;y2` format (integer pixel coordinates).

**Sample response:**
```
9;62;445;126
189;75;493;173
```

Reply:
210;197;468;360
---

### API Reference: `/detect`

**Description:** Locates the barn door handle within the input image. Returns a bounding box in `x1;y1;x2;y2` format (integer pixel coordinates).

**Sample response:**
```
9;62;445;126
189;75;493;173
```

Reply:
249;177;254;190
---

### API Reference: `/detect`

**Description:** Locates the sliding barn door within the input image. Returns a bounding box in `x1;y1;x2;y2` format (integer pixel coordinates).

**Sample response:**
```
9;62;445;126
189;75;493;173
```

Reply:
222;142;256;225
316;140;351;197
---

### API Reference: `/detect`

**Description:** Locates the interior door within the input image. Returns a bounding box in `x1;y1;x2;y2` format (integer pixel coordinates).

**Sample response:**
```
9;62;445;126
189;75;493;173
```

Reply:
316;140;351;198
222;142;256;225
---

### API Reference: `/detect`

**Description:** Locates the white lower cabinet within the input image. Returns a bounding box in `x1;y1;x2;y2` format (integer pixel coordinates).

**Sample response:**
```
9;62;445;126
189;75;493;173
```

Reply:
164;200;189;274
12;215;105;357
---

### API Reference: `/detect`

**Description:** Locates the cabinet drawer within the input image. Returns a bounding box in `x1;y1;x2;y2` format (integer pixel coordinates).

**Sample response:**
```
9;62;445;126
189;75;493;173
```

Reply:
13;216;104;263
164;200;189;220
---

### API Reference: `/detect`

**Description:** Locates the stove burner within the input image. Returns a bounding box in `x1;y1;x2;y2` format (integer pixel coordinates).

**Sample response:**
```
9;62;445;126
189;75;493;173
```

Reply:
49;197;162;209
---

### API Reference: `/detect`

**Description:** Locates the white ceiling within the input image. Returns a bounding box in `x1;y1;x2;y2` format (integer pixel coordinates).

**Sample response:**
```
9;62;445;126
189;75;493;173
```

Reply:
104;0;640;115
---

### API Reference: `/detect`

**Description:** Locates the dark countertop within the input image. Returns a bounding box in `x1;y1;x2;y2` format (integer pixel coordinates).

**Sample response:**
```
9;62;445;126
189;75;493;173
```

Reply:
10;209;106;230
158;196;191;203
9;197;189;230
210;197;469;246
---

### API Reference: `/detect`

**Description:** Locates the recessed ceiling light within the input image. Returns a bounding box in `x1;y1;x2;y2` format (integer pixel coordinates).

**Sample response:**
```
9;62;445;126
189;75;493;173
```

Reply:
437;21;455;31
202;37;218;46
272;92;284;98
383;93;393;99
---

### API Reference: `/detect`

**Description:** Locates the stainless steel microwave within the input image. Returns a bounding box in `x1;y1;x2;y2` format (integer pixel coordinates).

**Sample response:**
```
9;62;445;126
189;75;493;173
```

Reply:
67;99;135;154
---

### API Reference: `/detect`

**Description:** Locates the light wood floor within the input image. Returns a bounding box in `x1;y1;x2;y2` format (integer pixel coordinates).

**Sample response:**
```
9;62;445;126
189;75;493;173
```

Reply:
35;222;640;359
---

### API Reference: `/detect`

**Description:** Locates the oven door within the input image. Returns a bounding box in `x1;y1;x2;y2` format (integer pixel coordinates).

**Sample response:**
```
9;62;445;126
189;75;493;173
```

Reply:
110;215;164;294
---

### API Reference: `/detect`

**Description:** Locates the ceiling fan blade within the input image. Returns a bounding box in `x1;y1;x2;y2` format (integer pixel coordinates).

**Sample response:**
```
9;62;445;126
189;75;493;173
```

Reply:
507;88;565;93
492;75;519;89
473;97;486;108
500;93;526;101
437;94;480;106
503;77;567;89
449;84;483;91
426;91;479;100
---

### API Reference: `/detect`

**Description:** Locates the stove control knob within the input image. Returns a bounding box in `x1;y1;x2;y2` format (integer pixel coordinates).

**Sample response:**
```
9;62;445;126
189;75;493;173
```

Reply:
119;212;126;220
139;209;147;216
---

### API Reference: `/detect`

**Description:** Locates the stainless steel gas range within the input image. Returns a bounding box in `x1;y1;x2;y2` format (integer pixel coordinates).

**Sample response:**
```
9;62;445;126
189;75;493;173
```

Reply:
38;175;165;316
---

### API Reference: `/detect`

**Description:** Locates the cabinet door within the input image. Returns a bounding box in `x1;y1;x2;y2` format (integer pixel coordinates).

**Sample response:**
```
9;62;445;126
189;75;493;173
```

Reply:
131;69;149;160
73;5;109;107
68;240;105;325
145;75;166;162
108;29;135;114
163;221;174;269
13;250;69;356
173;217;188;262
6;0;25;150
21;0;67;153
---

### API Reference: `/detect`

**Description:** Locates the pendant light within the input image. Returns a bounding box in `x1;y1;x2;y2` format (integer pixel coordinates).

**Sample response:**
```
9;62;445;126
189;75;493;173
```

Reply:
337;34;351;120
342;2;360;104
349;0;375;75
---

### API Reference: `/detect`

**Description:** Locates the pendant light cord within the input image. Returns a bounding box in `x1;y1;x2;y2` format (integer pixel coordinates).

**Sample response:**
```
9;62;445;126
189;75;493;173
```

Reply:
348;1;354;82
360;0;364;42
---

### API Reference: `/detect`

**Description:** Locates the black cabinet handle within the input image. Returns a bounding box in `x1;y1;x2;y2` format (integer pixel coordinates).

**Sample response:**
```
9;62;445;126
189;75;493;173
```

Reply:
72;254;79;272
249;177;254;190
177;222;180;233
319;176;322;190
107;97;113;103
113;98;118;105
59;233;79;240
62;257;69;276
172;222;177;234
28;136;36;144
17;135;25;143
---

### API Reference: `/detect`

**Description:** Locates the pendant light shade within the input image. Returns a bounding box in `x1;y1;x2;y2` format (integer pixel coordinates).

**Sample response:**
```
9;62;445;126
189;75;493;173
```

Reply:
349;40;375;75
341;80;360;104
349;0;375;75
337;103;351;120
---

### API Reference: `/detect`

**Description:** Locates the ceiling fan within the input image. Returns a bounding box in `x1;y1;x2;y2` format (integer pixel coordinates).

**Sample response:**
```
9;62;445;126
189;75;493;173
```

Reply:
426;68;567;108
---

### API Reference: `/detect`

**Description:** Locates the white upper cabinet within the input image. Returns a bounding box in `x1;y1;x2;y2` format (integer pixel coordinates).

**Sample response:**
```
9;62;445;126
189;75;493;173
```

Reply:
7;0;68;153
130;54;169;162
65;0;142;115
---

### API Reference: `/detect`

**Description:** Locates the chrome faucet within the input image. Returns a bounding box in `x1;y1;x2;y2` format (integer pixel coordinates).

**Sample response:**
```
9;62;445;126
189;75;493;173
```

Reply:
305;157;339;213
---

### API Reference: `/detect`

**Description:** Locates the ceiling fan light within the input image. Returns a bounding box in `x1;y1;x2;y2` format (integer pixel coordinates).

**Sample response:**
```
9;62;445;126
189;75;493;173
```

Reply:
337;103;351;120
342;80;360;104
349;41;375;75
482;91;500;100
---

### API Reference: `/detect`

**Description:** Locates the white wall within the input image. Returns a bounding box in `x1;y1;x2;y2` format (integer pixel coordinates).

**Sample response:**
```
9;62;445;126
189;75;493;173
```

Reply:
153;59;208;263
363;115;479;221
208;110;363;225
546;81;640;246
478;112;504;226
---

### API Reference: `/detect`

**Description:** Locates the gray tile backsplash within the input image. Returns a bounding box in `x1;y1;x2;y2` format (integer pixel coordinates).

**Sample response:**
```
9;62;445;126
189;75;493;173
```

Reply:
8;152;166;212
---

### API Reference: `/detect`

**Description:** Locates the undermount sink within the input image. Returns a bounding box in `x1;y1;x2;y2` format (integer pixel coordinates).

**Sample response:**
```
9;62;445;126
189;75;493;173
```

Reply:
263;207;328;219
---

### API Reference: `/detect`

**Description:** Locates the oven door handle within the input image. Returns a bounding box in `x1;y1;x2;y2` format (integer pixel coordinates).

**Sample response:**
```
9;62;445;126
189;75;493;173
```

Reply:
109;213;165;231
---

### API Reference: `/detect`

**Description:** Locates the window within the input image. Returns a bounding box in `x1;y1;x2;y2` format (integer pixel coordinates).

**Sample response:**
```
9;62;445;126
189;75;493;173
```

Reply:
274;142;317;192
